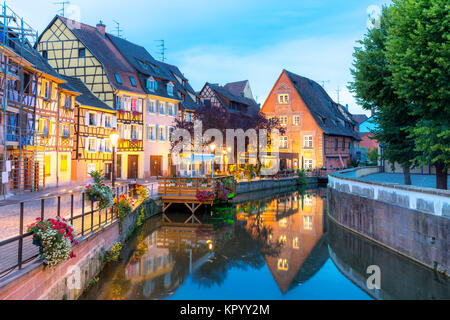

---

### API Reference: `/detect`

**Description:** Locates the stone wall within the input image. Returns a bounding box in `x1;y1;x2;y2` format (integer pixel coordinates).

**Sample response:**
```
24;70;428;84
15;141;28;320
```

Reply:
328;170;449;276
0;197;162;300
236;176;319;195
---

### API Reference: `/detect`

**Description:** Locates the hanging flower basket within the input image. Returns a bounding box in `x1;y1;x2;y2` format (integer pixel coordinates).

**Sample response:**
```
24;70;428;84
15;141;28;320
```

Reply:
83;171;113;211
27;217;78;267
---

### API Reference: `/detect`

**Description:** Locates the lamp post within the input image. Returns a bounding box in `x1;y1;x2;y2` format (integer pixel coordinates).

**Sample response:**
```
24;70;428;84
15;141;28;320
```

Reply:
209;144;216;177
109;130;120;187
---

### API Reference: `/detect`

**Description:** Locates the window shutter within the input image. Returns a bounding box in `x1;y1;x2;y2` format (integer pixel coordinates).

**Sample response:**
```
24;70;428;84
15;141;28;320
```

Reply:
155;125;159;141
101;114;105;127
96;113;101;126
138;125;143;140
85;137;89;152
85;111;90;126
138;99;143;112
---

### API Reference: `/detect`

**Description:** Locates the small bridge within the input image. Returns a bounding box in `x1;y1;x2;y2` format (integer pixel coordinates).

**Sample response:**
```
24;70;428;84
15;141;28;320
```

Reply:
157;176;235;214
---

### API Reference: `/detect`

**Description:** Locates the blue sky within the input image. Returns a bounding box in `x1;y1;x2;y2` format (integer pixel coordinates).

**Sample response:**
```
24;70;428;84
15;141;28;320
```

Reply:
12;0;391;115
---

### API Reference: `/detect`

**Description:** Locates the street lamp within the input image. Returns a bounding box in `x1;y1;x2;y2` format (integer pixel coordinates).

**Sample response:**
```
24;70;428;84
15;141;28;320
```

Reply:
209;144;216;177
109;130;120;187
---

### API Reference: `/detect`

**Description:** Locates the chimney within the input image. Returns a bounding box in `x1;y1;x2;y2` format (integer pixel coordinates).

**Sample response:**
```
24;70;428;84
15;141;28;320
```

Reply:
96;20;106;36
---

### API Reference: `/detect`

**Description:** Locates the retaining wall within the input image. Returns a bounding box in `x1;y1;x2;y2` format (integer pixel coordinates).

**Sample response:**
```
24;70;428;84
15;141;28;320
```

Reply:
328;168;450;276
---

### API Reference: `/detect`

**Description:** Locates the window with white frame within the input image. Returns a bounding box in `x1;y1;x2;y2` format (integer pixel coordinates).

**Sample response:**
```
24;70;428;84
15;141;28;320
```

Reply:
280;116;288;126
131;125;139;140
159;101;165;114
280;136;288;149
304;135;313;148
304;159;313;170
104;115;113;128
87;138;97;152
147;100;156;113
147;77;157;91
105;140;112;153
61;124;70;138
294;115;300;126
87;112;97;126
167;83;174;96
278;94;289;104
159;126;165;141
147;125;156;141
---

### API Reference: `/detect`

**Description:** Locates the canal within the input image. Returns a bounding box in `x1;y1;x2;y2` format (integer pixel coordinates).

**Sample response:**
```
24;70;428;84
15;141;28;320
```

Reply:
80;187;449;300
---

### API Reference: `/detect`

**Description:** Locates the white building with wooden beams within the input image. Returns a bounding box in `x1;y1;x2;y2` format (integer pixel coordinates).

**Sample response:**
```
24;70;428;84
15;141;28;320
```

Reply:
37;16;146;180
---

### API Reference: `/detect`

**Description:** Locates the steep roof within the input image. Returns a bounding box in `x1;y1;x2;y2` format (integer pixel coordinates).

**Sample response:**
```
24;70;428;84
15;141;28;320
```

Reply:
224;80;248;97
352;114;369;126
60;75;114;111
57;16;145;95
284;70;360;140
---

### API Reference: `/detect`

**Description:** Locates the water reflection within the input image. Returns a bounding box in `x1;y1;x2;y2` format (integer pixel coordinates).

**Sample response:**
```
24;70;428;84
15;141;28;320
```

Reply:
81;188;448;300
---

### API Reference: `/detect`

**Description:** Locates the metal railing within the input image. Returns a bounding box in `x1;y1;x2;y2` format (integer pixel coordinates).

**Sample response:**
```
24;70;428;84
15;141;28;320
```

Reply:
0;184;136;279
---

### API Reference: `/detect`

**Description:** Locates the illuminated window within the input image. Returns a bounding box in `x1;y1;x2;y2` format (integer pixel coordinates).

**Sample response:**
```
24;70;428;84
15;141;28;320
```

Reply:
304;196;313;207
60;154;67;172
279;235;287;246
303;216;313;230
44;155;51;176
280;116;288;126
278;94;289;104
280;137;288;149
294;116;300;126
279;218;287;228
304;159;313;170
304;135;313;148
293;237;300;249
277;259;289;271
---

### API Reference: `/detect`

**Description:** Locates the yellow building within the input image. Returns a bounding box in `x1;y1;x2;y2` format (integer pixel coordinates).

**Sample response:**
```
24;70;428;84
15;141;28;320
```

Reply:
38;16;145;180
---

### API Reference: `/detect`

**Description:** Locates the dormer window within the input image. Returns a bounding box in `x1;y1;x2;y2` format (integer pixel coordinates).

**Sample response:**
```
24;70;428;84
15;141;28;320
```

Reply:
129;76;137;87
147;77;157;92
114;73;122;84
167;82;174;96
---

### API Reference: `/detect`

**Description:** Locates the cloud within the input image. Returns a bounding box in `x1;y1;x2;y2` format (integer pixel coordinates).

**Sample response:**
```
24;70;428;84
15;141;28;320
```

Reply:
173;35;369;116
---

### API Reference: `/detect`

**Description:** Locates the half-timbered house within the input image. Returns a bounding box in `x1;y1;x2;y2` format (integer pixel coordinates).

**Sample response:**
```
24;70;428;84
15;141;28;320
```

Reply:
37;16;145;180
60;75;117;182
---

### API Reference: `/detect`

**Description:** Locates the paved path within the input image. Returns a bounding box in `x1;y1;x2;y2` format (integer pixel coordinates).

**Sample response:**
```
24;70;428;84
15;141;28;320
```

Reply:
356;173;449;189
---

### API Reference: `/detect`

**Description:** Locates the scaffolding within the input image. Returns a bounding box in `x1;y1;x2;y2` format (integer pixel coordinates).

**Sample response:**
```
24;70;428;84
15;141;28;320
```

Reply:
0;2;42;196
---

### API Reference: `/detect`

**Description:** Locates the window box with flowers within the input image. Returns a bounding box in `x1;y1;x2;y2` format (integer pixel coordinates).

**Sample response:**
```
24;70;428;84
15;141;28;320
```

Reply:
27;217;78;267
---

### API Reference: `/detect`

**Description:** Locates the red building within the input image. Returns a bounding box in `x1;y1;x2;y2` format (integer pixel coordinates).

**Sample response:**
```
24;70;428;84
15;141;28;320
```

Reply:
261;70;360;172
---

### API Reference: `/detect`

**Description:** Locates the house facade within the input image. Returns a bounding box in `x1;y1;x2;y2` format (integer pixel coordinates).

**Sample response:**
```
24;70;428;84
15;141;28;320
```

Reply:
261;70;360;172
38;16;146;180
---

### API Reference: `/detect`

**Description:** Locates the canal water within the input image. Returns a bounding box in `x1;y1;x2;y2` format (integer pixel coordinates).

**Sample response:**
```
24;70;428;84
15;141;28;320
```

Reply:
81;187;449;300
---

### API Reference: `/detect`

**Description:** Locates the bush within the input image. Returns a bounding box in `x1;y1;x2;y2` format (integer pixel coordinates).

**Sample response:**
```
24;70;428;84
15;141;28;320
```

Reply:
115;194;135;219
297;169;308;186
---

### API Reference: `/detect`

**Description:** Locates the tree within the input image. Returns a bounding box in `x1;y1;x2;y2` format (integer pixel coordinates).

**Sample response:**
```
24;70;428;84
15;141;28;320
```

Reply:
349;6;418;185
385;0;449;190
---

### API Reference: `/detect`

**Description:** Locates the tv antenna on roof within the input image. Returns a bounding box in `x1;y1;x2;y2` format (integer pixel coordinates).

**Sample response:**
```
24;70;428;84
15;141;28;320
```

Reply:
55;1;70;17
113;20;124;38
156;40;166;62
336;86;341;104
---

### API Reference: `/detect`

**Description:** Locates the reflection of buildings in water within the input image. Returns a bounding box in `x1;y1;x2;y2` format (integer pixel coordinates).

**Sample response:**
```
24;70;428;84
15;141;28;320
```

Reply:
123;219;215;299
237;190;327;294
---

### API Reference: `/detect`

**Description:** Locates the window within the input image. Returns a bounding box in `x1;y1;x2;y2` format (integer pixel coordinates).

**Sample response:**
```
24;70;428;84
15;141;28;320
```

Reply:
87;163;96;175
167;103;174;116
280;136;288;149
44;155;51;176
303;216;313;231
61;124;70;139
294;116;300;126
105;140;112;153
78;48;85;58
104;115;113;128
185;112;192;122
278;94;289;104
114;73;122;84
342;138;346;151
304;159;313;170
147;100;156;113
87;138;97;152
147;125;156;141
304;135;313;148
41;80;50;99
39;118;49;137
277;259;288;271
280;116;288;126
167;83;174;96
293;238;300;249
64;95;74;110
131;125;139;140
129;76;137;87
87;112;97;126
159;101;165;114
147;77;157;91
131;99;137;112
159;126;165;141
304;195;313;207
60;155;68;172
335;139;338;151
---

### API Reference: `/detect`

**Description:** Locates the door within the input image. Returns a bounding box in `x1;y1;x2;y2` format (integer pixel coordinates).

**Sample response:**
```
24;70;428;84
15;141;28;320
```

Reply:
116;155;122;179
150;156;162;177
128;155;139;180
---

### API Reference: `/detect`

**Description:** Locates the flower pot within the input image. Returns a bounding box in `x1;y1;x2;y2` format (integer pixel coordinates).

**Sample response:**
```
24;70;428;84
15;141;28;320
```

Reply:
88;194;99;202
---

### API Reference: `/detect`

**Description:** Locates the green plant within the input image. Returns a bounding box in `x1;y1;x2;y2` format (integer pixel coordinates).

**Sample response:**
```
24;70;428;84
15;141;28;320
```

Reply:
105;242;122;262
83;170;113;210
115;194;134;220
297;169;308;186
